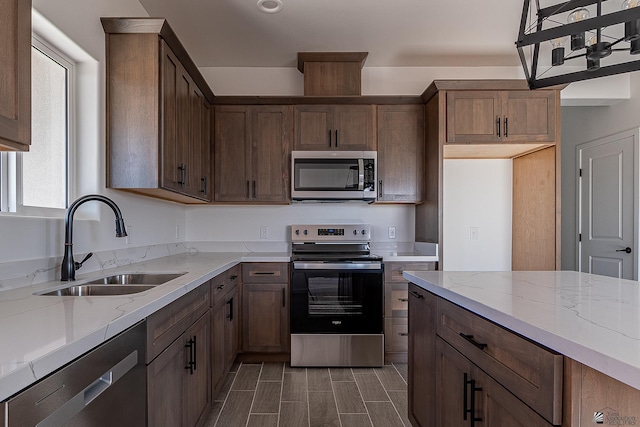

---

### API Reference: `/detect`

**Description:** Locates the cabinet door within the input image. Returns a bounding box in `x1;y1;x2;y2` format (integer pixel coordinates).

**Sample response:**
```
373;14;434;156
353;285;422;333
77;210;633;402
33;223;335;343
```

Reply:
251;106;292;202
147;331;186;427
214;105;251;201
200;100;212;200
435;338;474;427
0;0;31;151
333;105;376;150
187;85;203;198
294;105;333;150
211;296;227;393
225;286;240;367
474;367;553;427
184;312;211;427
242;283;288;352
446;91;501;143
408;284;437;427
161;42;190;193
501;91;555;143
377;105;424;202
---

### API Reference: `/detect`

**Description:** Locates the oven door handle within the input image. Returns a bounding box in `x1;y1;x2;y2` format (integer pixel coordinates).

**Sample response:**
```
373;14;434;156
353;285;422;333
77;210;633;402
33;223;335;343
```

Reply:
358;158;365;191
293;261;383;270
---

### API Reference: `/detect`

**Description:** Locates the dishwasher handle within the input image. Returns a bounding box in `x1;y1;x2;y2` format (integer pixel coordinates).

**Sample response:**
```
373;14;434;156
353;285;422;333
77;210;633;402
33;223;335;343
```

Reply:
36;350;139;427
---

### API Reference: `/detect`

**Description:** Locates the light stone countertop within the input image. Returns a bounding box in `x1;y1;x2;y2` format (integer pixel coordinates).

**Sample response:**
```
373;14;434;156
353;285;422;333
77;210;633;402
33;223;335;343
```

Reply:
0;251;286;401
0;250;435;401
403;270;640;391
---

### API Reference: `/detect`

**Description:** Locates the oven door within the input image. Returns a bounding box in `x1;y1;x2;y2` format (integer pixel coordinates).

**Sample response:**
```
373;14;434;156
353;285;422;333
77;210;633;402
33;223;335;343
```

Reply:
290;261;383;334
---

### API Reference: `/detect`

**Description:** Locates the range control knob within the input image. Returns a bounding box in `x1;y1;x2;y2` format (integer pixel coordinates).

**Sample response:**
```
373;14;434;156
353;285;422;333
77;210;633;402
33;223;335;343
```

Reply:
295;229;300;235
303;229;308;236
361;229;367;235
353;230;358;235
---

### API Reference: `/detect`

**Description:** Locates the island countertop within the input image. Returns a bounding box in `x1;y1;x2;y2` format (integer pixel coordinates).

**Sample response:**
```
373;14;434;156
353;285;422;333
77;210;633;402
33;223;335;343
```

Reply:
402;270;640;391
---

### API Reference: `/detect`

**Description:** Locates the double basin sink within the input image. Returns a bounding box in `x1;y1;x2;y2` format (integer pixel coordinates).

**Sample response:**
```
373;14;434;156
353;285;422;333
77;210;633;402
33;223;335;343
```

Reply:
36;273;186;296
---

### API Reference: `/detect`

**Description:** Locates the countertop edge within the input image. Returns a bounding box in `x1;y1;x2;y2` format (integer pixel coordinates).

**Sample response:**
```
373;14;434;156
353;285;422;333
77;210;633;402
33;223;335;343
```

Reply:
404;271;640;392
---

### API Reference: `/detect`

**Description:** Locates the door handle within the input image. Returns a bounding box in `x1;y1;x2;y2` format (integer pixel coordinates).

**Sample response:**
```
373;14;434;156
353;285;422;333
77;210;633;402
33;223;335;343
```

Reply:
408;290;424;299
616;247;632;253
227;297;234;321
328;129;332;147
459;333;488;350
335;129;338;147
496;117;501;137
504;117;508;137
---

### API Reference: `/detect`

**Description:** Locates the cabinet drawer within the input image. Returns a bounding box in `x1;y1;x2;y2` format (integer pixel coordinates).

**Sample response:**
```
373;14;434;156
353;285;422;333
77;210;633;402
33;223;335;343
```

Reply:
384;261;435;283
436;298;563;425
211;264;241;304
242;262;288;283
384;282;408;317
146;284;210;363
384;317;408;353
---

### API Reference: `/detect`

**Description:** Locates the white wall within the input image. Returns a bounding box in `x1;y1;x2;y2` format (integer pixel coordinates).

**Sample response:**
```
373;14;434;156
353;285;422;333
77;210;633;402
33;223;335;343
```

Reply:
561;72;640;270
443;160;512;271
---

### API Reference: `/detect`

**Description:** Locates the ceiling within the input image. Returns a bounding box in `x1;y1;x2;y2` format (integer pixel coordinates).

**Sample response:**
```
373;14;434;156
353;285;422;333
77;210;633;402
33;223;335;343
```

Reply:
136;0;525;69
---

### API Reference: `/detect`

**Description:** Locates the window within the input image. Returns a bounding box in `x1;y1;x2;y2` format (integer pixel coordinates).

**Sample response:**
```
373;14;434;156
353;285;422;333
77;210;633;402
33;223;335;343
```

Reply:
0;36;74;214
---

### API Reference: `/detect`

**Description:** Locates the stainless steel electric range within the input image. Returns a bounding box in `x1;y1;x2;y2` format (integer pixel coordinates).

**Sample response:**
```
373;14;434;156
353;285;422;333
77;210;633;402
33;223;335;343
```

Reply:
289;224;384;367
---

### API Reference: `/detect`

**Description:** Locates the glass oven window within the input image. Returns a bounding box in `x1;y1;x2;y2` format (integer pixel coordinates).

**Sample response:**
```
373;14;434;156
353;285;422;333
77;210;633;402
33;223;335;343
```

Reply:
307;276;363;316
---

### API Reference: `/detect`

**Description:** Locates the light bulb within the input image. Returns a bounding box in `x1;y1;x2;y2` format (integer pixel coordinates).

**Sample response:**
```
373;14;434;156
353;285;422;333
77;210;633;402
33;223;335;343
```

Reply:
549;37;567;66
568;8;590;50
622;0;640;40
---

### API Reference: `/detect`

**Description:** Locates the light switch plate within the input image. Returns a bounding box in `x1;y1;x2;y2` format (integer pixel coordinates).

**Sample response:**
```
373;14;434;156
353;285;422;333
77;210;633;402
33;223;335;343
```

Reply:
388;226;396;239
260;226;269;239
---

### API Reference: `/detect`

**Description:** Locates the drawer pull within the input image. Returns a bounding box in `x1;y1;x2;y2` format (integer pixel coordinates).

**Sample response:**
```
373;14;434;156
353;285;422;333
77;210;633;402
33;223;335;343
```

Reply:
398;298;409;302
229;274;238;280
217;284;225;290
254;271;275;275
398;332;409;337
408;290;424;299
459;333;487;350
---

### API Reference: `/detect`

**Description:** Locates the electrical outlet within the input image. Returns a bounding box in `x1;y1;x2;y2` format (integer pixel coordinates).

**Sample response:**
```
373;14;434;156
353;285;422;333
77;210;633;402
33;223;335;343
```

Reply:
470;227;479;240
260;226;269;239
388;226;396;239
126;225;132;245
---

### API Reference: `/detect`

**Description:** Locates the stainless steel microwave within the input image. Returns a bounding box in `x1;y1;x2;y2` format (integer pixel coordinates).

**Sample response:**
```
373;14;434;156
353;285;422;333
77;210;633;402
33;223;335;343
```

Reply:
291;151;377;201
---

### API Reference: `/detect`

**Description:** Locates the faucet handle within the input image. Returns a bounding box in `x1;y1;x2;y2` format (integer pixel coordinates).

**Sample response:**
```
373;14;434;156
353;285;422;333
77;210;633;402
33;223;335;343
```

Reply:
74;252;93;270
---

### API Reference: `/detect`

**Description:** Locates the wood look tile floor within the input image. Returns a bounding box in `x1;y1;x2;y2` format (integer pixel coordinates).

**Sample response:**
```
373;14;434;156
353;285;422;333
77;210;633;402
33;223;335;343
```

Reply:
205;362;410;427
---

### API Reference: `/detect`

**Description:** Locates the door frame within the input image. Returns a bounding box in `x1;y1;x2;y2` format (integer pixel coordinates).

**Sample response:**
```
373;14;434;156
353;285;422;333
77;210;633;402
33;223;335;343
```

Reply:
576;128;640;280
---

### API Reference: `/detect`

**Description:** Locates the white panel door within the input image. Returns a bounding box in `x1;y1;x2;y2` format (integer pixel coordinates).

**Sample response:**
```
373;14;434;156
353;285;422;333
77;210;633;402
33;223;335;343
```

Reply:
578;130;638;280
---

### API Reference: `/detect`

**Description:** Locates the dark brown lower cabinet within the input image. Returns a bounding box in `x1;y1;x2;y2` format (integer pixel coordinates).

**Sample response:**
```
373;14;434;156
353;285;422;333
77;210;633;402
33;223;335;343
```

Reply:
148;311;211;427
407;283;437;426
435;337;552;427
242;283;289;352
212;284;239;393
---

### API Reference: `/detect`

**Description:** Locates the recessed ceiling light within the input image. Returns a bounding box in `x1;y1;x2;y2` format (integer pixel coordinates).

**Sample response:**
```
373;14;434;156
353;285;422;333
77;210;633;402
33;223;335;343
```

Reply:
257;0;283;13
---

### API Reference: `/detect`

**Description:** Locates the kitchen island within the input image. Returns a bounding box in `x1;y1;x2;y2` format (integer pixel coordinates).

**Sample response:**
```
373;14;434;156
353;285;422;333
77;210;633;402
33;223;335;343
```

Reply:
404;270;640;426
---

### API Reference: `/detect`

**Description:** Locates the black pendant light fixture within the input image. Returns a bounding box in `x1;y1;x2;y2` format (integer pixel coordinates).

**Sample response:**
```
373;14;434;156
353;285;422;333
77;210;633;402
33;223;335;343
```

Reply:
516;0;640;89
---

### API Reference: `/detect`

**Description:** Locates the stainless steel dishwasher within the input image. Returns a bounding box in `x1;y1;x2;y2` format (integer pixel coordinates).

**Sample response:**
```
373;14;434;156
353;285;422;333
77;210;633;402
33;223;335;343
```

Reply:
5;321;146;426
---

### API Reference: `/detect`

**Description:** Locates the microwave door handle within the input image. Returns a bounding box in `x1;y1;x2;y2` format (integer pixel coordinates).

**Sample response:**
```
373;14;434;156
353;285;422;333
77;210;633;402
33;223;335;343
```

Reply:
358;158;364;190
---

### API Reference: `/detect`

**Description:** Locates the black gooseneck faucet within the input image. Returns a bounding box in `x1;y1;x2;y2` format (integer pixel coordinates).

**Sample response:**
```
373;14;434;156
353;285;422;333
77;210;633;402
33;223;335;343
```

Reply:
61;194;128;281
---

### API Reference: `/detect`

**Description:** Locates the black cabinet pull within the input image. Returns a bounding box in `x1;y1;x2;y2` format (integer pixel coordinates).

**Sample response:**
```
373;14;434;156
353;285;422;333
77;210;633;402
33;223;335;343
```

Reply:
335;129;338;147
399;298;409;302
184;337;195;374
378;180;383;197
496;117;501;137
398;332;409;337
328;129;332;147
217;284;225;290
177;164;186;186
470;379;483;426
227;297;234;321
192;336;197;372
408;290;424;299
254;271;275;275
229;274;238;280
200;176;207;194
459;333;488;350
252;180;256;198
616;247;632;253
282;287;286;307
463;373;470;420
504;117;508;137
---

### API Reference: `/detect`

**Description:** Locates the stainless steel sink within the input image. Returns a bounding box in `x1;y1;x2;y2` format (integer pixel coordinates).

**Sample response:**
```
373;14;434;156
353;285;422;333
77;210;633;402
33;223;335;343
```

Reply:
36;272;186;296
85;273;185;285
40;285;157;296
